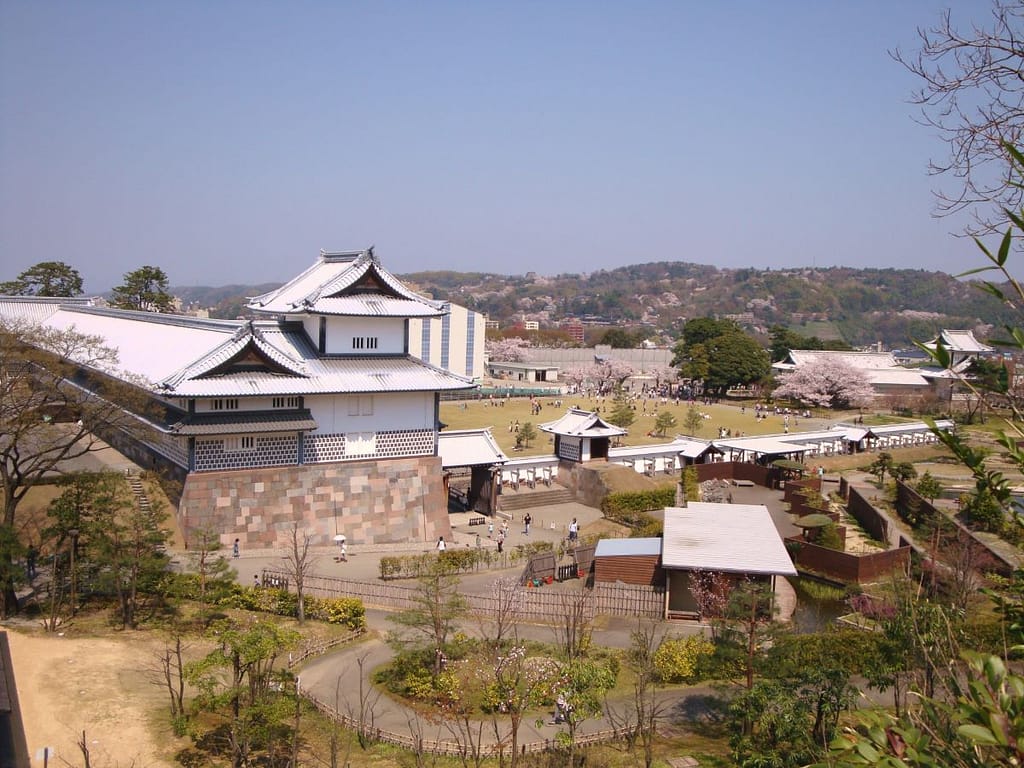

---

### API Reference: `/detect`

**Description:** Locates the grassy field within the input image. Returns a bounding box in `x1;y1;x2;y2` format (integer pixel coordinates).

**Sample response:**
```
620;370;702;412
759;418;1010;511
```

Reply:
442;394;860;458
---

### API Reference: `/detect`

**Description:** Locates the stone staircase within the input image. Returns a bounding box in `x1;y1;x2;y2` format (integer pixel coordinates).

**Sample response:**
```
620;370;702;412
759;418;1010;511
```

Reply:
497;484;575;512
127;473;167;553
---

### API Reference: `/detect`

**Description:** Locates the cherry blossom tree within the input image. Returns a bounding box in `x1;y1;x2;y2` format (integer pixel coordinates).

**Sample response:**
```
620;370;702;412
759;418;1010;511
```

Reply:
561;367;589;395
588;359;635;394
772;356;875;410
485;337;532;363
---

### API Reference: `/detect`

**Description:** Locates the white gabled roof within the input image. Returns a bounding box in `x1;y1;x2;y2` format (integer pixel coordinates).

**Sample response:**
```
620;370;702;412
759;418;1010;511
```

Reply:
784;350;901;370
0;299;476;398
438;428;507;467
773;350;931;389
247;249;446;318
539;407;628;437
164;354;474;397
607;437;719;460
714;436;810;457
928;329;994;354
25;305;241;387
0;295;98;323
662;503;796;576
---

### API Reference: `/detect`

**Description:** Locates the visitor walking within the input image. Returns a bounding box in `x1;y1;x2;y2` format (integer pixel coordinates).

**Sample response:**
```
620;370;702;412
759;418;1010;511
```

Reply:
437;536;446;552
523;512;532;535
233;538;240;558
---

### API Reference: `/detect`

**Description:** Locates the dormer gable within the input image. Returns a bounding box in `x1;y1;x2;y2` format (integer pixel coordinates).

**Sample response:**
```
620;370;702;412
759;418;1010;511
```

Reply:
159;322;307;392
199;337;298;378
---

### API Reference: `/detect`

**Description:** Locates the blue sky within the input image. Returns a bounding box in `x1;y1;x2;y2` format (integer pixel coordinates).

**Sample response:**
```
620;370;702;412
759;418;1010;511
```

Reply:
0;1;1000;294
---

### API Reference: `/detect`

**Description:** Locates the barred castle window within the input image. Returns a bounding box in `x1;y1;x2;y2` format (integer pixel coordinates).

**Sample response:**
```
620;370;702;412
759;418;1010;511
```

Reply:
223;435;255;452
273;396;300;409
212;398;239;411
351;336;378;351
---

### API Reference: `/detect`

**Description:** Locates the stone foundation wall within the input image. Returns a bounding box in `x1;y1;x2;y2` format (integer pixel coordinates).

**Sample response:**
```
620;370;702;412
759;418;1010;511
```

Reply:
178;455;450;550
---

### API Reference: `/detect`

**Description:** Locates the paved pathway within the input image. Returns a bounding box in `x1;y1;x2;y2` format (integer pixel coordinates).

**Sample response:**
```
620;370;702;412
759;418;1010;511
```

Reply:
296;607;712;751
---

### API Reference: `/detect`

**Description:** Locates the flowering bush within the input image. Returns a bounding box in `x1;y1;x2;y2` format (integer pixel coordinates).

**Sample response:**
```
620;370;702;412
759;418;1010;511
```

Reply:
653;635;715;682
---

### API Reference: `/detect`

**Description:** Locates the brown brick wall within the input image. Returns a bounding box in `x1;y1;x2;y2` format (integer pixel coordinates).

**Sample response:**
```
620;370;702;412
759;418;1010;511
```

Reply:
178;455;450;550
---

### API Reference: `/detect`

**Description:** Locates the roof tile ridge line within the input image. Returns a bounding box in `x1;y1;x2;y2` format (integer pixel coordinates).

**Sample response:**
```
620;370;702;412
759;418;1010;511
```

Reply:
247;255;333;307
310;254;444;310
0;295;96;305
300;251;374;307
60;304;244;330
156;323;304;391
240;320;309;375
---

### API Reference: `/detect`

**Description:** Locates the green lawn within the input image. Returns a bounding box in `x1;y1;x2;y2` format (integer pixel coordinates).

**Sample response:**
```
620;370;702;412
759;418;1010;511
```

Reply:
441;395;860;458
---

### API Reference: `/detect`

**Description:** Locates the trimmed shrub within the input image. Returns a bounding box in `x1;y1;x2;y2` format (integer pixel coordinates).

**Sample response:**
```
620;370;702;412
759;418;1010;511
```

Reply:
682;467;700;502
653;635;715;683
215;585;365;628
602;488;676;525
305;595;366;629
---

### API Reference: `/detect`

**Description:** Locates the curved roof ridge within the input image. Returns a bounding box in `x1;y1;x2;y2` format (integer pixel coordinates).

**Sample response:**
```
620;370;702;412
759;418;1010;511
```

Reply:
159;322;307;390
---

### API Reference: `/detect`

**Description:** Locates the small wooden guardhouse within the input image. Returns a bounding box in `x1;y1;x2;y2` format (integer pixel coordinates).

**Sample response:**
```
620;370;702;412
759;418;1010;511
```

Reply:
539;407;628;462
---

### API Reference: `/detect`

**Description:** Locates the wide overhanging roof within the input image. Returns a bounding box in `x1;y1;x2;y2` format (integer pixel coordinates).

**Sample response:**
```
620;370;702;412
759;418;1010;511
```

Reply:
169;410;318;436
438;428;507;468
539;407;627;437
662;503;796;576
714;436;809;457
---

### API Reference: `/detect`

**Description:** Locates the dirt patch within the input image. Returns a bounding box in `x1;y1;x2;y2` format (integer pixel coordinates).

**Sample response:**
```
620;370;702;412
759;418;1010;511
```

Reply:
8;626;181;766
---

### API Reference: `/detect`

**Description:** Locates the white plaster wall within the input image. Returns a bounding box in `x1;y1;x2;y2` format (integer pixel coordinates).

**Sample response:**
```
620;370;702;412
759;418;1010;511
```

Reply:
301;316;319;345
195;396;304;413
307;391;435;432
324;316;405;354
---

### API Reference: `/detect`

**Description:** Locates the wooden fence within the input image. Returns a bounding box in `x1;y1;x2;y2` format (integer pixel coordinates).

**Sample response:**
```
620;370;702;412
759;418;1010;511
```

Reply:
264;571;666;622
288;628;365;668
301;690;635;757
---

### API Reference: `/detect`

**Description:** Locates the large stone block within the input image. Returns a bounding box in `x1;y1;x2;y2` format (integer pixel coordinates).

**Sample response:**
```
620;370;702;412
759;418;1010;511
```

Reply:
179;455;450;549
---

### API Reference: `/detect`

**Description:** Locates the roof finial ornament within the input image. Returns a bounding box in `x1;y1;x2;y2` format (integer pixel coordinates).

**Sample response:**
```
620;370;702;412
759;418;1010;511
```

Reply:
367;245;377;263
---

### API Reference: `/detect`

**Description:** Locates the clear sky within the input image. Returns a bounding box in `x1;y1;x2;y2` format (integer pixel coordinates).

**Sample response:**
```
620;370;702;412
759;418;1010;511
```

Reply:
0;1;1001;294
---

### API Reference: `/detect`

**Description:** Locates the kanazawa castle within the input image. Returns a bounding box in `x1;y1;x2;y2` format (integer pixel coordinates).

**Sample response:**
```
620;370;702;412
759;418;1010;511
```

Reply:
0;250;482;548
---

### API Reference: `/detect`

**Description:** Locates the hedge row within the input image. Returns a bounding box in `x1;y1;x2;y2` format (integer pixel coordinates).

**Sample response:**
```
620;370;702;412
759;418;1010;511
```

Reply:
379;541;554;580
222;586;366;629
601;488;676;524
170;574;365;629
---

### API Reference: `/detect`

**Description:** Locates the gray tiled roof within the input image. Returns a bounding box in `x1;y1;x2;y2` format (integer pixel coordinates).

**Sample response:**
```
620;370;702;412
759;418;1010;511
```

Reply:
247;250;444;317
169;410;318;435
163;355;474;397
539;407;628;437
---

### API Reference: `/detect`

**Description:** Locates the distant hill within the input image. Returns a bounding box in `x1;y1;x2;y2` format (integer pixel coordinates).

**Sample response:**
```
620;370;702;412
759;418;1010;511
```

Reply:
173;262;1014;348
170;283;284;320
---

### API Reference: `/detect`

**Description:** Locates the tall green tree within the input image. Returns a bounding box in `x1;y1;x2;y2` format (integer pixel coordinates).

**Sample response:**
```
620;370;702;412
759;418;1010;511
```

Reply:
703;331;771;395
599;327;645;348
606;387;636;430
654;410;677;437
87;476;170;629
388;559;468;676
0;261;83;297
0;320;149;616
186;619;300;768
109;265;175;312
673;318;770;395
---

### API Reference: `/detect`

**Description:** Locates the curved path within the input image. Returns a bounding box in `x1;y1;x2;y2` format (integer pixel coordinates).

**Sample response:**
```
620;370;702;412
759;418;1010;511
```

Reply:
297;608;711;751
